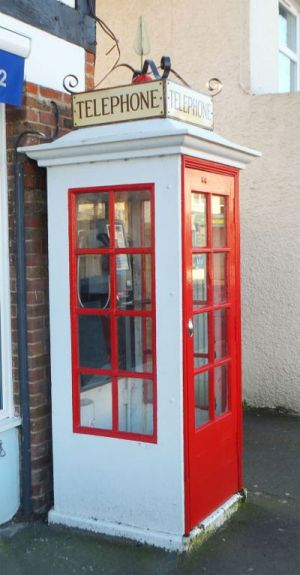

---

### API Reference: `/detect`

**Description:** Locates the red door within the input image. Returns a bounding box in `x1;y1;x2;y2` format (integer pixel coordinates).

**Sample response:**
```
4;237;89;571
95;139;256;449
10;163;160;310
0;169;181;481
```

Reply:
182;157;242;533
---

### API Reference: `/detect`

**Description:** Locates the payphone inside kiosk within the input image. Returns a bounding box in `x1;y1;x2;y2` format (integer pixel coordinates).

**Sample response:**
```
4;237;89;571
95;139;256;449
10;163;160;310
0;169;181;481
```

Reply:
22;78;259;551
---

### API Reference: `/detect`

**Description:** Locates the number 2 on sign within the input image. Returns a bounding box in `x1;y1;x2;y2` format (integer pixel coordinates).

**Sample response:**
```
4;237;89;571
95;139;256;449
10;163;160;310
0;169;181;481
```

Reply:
0;69;7;88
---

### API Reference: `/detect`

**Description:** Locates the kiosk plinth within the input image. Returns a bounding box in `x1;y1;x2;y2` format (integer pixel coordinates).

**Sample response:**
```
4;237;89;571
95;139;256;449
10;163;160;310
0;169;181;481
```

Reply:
22;118;259;551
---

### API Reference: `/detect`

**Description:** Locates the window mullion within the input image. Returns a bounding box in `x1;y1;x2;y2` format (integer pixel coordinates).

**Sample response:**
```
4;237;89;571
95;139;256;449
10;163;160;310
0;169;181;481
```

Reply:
279;45;298;62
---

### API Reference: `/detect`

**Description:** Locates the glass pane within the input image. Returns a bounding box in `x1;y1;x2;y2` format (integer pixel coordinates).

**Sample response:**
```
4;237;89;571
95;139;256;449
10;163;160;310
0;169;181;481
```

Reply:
194;313;209;367
117;254;152;310
214;309;228;360
118;378;153;435
212;196;226;247
215;364;228;416
78;255;110;309
279;4;297;51
279;52;297;92
192;193;207;247
118;317;152;372
195;371;209;427
78;315;111;369
76;193;109;248
213;253;228;303
114;191;151;247
80;375;112;429
192;254;207;308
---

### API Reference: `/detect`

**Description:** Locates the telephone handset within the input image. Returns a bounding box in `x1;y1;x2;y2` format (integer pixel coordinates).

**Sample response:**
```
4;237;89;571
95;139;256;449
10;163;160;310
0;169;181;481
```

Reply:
78;219;133;309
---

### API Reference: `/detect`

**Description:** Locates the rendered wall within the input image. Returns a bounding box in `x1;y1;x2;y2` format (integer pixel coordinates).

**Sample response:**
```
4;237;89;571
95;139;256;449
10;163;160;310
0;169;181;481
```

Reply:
95;0;300;413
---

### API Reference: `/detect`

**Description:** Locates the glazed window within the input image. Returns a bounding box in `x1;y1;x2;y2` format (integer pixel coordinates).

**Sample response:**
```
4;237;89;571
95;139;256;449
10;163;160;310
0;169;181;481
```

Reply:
69;185;156;442
278;1;298;92
57;0;76;7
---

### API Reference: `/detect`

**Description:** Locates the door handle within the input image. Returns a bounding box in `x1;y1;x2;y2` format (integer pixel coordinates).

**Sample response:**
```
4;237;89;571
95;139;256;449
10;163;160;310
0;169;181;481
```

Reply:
188;318;194;337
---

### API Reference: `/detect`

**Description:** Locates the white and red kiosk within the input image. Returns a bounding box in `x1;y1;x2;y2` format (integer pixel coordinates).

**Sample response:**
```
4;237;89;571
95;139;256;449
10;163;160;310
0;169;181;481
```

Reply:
22;78;259;551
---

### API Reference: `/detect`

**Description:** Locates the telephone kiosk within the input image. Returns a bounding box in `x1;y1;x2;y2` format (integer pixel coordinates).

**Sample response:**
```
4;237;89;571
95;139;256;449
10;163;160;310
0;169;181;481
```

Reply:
22;110;258;550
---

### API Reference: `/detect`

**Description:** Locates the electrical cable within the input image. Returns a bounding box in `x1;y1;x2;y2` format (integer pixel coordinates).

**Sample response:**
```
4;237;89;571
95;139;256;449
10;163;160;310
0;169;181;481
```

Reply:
87;0;121;88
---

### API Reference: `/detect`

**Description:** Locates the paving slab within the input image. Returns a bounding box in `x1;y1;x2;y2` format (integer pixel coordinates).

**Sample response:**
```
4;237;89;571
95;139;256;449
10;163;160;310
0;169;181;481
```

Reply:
0;411;299;575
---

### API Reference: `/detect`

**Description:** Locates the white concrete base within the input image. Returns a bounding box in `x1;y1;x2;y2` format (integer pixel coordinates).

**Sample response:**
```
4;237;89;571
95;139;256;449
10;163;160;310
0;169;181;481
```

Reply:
48;493;243;553
184;493;244;551
48;509;185;552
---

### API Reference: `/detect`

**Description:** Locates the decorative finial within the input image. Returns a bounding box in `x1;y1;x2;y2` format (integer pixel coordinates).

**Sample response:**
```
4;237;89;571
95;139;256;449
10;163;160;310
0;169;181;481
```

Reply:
134;16;151;70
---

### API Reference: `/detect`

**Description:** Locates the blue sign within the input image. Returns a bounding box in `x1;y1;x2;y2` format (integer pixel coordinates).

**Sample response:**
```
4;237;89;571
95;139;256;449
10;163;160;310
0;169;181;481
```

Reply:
0;49;25;107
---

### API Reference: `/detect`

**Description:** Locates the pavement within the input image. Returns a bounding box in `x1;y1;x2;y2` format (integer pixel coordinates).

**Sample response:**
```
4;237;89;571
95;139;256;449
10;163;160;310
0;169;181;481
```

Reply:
0;410;299;575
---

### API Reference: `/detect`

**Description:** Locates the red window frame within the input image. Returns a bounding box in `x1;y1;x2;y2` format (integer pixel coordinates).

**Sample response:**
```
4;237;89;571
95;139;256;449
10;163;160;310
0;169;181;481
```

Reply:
69;183;157;443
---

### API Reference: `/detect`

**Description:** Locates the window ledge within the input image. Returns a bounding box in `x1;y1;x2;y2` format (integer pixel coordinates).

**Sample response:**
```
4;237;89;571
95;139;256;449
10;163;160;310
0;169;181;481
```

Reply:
0;416;22;433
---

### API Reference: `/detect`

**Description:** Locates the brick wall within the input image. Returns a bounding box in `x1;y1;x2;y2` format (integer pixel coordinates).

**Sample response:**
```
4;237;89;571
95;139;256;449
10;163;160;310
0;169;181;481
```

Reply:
6;54;95;516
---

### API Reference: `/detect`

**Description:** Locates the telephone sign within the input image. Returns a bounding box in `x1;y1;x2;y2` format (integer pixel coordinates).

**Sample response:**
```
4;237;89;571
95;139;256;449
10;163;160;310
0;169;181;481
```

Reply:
0;49;25;107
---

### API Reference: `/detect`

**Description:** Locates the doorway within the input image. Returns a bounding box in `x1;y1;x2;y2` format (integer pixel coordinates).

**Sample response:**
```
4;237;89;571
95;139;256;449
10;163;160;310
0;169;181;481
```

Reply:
182;157;242;533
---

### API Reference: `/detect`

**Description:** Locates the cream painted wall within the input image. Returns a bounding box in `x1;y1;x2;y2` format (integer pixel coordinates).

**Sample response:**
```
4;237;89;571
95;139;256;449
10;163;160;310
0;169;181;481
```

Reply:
95;0;300;413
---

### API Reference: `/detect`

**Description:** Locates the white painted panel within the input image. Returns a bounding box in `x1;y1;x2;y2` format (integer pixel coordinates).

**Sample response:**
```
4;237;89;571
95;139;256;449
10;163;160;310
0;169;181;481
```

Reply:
47;155;185;537
0;14;85;92
0;104;13;421
250;0;278;94
0;25;31;58
0;428;20;524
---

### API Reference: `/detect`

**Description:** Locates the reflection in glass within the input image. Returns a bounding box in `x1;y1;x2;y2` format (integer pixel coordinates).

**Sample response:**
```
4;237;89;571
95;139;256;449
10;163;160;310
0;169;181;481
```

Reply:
213;253;227;303
118;317;152;372
118;378;153;435
215;364;228;416
279;4;297;51
279;52;297;92
76;193;109;248
192;193;207;247
194;313;209;367
114;190;151;247
78;315;111;369
80;375;112;429
214;309;228;360
116;254;152;310
192;254;207;308
78;255;110;309
195;371;209;427
212;196;226;247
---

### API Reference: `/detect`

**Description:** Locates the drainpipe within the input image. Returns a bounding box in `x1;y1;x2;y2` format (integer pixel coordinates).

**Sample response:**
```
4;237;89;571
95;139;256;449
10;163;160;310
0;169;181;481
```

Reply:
14;104;59;519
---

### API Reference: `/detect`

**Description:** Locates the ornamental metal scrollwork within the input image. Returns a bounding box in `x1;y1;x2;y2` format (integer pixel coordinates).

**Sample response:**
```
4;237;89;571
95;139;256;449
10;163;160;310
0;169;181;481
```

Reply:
63;74;80;95
207;78;223;96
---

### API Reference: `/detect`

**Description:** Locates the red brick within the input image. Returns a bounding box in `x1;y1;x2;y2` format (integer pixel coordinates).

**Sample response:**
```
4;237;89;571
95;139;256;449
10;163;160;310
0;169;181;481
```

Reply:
39;86;64;100
31;429;52;445
39;110;58;126
27;316;45;330
25;109;39;123
24;82;39;95
86;51;95;65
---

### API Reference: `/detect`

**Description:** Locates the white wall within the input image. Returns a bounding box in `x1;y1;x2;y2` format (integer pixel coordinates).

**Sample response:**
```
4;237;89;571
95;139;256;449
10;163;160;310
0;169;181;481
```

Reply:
0;428;20;524
0;13;85;92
